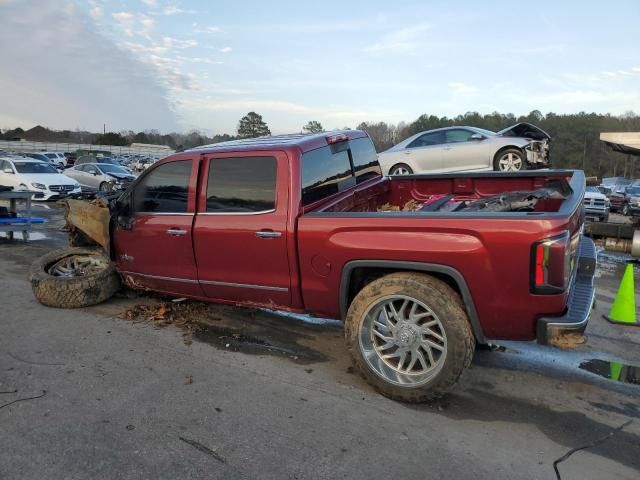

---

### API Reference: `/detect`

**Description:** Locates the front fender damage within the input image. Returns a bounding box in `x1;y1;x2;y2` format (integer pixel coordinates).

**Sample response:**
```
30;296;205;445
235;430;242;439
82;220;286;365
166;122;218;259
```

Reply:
64;198;112;254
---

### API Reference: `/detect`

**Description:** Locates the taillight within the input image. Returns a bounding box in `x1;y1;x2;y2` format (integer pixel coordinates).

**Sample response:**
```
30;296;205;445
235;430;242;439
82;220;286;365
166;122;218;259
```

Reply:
531;231;576;294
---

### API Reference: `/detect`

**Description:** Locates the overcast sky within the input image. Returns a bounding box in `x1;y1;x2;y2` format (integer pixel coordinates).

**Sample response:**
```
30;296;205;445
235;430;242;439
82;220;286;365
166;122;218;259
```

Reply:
1;0;639;134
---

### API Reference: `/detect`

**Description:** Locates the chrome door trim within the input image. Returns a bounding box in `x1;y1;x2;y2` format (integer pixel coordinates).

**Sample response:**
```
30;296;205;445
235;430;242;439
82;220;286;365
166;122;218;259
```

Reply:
135;212;194;217
198;209;276;216
199;279;288;292
119;271;199;284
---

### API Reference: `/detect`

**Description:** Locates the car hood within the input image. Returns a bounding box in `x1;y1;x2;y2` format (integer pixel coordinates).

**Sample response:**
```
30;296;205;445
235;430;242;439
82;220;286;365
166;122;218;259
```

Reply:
496;123;551;141
106;172;135;181
18;173;78;185
584;192;607;201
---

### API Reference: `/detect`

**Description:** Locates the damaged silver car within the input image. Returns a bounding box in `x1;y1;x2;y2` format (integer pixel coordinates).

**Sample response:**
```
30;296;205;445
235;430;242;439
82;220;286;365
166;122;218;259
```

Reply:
378;123;551;174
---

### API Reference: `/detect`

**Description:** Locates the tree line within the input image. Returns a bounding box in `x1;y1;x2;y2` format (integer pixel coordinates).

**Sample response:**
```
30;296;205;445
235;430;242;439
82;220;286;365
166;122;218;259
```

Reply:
2;110;639;177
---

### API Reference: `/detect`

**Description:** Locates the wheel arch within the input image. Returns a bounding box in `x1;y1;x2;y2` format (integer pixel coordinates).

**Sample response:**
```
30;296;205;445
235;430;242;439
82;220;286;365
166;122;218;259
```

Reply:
340;260;486;344
493;144;525;160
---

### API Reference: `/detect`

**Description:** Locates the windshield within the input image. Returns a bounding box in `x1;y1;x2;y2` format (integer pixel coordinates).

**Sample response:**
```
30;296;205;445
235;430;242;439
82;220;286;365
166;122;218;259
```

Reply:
473;127;496;136
627;187;640;195
586;187;599;193
14;162;57;174
99;164;128;174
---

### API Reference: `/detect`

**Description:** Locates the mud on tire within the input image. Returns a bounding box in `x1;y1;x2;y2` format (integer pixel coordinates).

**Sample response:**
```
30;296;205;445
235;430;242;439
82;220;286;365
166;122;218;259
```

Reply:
30;247;120;308
344;272;475;403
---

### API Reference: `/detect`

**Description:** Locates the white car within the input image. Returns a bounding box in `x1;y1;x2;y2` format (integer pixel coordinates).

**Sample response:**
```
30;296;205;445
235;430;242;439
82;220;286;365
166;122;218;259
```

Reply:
40;152;67;168
0;157;80;200
378;123;551;175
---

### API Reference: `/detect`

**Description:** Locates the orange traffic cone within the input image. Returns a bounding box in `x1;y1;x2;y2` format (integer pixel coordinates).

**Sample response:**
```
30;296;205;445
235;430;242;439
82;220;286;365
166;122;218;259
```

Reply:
604;263;638;326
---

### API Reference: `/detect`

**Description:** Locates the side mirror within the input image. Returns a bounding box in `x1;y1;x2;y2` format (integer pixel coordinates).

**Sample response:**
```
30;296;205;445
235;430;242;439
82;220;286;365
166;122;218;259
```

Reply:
92;171;99;176
470;133;484;141
3;168;14;174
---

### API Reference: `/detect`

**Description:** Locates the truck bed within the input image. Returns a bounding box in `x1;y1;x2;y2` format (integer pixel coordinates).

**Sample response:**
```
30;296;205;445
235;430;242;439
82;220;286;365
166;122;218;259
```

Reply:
298;170;585;341
309;171;580;217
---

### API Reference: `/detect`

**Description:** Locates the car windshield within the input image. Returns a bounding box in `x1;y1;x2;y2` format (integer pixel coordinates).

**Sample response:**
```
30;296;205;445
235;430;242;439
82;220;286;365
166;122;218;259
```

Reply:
473;127;496;136
627;187;640;195
99;164;128;174
586;187;599;193
14;162;57;174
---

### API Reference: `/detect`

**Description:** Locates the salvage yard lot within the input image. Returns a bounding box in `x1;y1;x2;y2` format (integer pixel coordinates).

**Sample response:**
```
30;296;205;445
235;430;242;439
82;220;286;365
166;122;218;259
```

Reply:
1;202;639;480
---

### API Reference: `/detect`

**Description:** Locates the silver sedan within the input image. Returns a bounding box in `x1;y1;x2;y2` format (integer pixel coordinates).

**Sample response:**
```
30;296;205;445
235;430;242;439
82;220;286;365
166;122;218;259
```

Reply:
64;163;136;191
378;123;551;175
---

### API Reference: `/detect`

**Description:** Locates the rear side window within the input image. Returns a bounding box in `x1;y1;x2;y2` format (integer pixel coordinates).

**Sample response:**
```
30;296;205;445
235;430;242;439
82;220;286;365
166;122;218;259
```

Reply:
350;137;381;184
407;131;445;148
133;160;191;213
206;157;276;213
301;145;354;206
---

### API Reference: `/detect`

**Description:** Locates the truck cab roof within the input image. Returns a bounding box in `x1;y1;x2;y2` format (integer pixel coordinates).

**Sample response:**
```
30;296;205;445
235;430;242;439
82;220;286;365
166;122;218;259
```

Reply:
187;130;368;155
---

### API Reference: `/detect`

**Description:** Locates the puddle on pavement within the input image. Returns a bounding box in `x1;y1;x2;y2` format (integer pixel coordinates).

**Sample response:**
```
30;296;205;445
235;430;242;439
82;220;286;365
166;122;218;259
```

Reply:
119;299;334;365
579;359;640;385
194;322;329;364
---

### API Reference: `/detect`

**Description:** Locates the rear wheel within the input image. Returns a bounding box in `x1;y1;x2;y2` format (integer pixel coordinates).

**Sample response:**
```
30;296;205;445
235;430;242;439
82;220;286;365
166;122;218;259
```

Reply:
389;163;413;175
493;148;525;171
345;272;475;403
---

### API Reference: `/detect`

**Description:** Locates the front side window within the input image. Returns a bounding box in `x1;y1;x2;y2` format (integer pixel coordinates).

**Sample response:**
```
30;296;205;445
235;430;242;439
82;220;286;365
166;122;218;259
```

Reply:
445;129;475;143
85;165;98;174
133;160;192;213
407;131;445;148
206;157;277;213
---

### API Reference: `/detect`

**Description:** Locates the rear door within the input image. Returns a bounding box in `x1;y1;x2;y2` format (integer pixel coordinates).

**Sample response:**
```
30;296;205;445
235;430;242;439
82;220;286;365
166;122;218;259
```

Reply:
193;152;291;307
404;130;446;172
112;157;203;297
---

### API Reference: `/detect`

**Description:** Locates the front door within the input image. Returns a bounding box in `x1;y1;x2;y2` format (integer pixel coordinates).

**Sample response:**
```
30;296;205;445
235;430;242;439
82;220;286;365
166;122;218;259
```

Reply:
112;156;204;298
193;152;292;308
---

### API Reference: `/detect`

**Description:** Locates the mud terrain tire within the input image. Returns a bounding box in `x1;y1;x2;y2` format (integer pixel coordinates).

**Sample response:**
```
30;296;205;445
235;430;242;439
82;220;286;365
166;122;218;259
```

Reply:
30;247;120;308
345;272;474;403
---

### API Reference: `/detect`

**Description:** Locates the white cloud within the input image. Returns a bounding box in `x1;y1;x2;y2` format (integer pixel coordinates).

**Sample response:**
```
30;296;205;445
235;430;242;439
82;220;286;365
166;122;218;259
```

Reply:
207;26;220;33
162;36;198;49
365;23;430;54
112;11;134;22
219;47;232;53
141;0;157;6
0;0;177;131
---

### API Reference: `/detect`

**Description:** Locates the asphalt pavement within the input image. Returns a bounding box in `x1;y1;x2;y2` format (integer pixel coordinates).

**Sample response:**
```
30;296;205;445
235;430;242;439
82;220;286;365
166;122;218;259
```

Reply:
0;201;639;480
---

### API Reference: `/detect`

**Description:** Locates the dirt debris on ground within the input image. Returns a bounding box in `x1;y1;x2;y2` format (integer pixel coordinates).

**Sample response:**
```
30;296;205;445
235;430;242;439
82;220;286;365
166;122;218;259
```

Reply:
378;199;422;212
119;301;220;344
549;333;588;349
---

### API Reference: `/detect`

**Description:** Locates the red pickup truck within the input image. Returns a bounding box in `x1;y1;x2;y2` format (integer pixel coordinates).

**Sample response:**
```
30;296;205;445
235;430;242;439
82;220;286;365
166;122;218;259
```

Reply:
31;130;596;402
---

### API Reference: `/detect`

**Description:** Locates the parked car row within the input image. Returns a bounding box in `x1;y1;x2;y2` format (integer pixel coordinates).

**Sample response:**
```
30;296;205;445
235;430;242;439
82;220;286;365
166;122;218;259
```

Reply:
0;152;136;199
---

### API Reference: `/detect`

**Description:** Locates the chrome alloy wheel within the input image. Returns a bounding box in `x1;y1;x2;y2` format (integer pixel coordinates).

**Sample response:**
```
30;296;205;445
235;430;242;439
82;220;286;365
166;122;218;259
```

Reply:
48;254;109;277
391;166;411;175
358;295;447;386
498;152;523;171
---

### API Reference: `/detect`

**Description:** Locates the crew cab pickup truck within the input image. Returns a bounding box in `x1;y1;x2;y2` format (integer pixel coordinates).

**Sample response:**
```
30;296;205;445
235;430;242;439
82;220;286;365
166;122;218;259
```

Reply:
31;130;596;403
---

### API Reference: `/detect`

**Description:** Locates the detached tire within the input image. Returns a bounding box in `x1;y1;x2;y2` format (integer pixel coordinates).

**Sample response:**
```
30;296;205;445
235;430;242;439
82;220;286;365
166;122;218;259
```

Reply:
345;272;474;403
30;247;120;308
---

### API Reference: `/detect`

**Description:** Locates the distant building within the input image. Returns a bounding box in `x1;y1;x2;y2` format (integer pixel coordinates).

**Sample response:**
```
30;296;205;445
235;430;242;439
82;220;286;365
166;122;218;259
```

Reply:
130;142;172;153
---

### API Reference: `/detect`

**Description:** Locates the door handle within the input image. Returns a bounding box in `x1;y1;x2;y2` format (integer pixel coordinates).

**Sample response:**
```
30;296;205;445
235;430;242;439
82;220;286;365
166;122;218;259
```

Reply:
256;230;282;239
166;228;187;236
